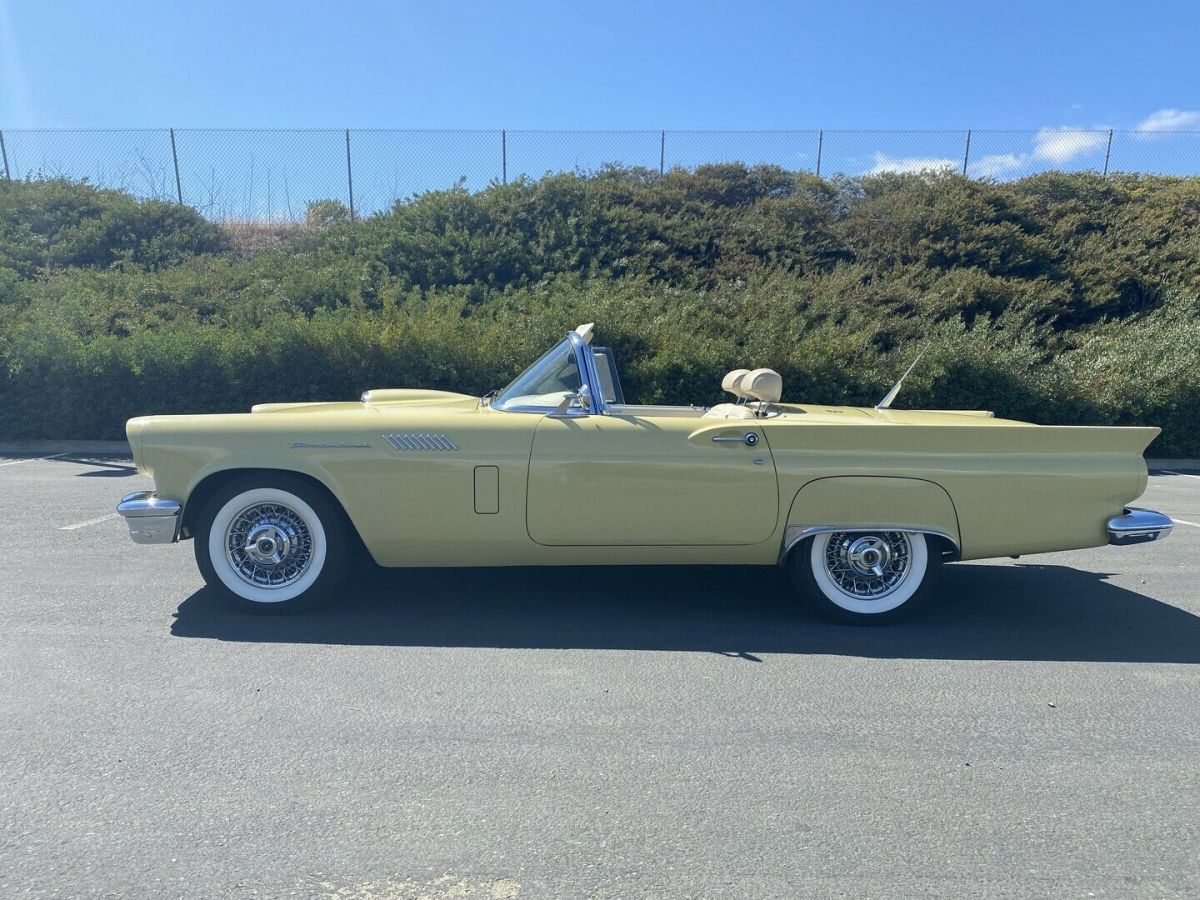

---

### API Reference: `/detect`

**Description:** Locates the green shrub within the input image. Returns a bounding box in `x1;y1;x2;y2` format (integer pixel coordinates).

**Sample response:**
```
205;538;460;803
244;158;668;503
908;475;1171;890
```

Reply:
0;171;1197;454
0;178;224;276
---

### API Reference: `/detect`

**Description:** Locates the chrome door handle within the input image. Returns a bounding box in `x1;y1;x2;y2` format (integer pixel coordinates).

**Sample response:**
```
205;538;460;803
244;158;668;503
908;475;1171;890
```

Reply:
712;432;759;447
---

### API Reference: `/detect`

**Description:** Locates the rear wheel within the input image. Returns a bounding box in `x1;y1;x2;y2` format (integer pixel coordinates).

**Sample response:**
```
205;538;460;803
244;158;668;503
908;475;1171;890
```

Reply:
788;530;942;624
194;475;347;613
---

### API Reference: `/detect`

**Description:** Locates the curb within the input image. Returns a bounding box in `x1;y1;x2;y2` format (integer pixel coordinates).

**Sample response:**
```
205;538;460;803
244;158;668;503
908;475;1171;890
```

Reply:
0;440;132;456
2;441;1198;473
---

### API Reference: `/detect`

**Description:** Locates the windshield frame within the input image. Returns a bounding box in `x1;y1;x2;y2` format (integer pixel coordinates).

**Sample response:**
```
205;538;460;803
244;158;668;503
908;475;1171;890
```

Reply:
491;331;608;416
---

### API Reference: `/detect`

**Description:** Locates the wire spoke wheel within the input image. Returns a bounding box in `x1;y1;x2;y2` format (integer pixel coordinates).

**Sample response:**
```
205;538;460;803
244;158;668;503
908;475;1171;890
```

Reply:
792;529;937;623
823;531;912;600
198;481;343;611
224;502;315;589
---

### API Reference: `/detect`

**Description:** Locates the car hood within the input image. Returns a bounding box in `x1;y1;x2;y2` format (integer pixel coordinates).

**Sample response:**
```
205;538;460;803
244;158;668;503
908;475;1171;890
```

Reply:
251;389;479;415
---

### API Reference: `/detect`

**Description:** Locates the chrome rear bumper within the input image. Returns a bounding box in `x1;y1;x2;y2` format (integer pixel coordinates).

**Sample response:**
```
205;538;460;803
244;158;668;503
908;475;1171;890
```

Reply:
116;491;182;544
1107;507;1173;546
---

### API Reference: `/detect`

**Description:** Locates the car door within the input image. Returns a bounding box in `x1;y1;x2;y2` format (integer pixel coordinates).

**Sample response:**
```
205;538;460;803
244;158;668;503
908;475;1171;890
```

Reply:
526;412;778;546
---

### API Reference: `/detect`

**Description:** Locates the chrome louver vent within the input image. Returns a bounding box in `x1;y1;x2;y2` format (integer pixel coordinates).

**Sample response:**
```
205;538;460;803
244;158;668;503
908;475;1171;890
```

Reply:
382;433;459;452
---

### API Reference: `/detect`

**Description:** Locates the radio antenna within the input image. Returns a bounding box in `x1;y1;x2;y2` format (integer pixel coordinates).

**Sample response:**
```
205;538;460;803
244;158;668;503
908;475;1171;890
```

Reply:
875;349;926;410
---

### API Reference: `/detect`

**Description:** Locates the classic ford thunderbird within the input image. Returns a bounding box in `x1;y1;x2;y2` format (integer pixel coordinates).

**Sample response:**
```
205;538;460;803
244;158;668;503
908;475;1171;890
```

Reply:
117;324;1172;622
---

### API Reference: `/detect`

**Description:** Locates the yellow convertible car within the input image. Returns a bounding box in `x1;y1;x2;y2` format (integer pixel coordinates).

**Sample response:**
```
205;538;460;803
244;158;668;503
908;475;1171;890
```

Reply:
117;324;1172;623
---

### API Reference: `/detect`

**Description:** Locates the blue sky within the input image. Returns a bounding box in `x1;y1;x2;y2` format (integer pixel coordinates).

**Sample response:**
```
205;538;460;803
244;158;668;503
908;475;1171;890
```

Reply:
2;0;1198;130
2;0;1197;217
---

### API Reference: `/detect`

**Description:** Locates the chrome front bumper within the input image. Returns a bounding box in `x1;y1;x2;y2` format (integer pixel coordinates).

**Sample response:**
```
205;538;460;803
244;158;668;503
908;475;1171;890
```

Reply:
1107;507;1173;546
116;491;182;544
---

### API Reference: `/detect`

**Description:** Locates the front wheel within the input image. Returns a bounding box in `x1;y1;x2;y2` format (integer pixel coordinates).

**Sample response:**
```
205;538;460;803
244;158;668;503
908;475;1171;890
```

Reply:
194;476;348;613
788;530;942;625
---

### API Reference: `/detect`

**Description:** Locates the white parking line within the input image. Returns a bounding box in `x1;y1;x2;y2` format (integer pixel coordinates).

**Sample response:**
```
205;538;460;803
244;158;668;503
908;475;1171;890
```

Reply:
0;452;70;468
1161;470;1200;480
1173;518;1200;528
58;513;120;531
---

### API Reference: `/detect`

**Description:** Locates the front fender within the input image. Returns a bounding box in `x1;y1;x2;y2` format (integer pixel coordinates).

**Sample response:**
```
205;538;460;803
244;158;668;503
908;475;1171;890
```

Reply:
781;476;961;561
130;414;362;540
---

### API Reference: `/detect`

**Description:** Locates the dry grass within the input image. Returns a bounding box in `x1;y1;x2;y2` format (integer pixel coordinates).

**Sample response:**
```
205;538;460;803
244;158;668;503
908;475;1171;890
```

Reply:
220;218;307;256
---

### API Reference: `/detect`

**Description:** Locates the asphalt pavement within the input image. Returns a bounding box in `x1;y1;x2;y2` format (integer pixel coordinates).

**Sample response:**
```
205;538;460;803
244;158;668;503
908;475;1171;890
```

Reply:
1;455;1198;898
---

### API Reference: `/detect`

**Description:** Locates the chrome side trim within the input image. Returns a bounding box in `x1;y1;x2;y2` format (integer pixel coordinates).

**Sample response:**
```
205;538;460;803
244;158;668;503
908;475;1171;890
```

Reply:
778;523;960;566
1107;507;1173;545
116;491;182;544
383;432;459;452
289;441;371;449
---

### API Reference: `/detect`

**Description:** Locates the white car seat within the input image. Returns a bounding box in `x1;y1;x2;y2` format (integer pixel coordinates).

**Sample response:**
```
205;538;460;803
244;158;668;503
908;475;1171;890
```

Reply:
703;368;759;419
703;367;783;419
703;404;757;420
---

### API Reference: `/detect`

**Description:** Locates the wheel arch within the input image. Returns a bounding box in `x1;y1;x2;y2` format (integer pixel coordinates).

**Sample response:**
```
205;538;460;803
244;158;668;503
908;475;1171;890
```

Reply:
180;467;372;561
779;476;962;565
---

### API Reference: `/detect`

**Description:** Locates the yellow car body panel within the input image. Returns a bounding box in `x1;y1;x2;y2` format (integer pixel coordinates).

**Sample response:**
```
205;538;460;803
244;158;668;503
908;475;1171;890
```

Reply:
762;412;1154;560
527;415;777;546
785;476;961;548
127;387;1158;568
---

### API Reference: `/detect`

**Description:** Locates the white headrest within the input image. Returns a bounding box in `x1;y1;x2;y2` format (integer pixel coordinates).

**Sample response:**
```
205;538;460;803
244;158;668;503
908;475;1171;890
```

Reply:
743;368;782;403
721;369;752;399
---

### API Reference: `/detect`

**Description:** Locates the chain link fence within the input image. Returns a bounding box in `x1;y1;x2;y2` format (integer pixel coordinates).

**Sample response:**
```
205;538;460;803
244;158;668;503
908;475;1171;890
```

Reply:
2;128;1198;222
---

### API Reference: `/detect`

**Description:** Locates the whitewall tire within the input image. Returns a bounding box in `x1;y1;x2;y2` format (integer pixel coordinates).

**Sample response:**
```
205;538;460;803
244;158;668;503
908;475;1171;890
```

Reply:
788;530;942;624
194;475;347;613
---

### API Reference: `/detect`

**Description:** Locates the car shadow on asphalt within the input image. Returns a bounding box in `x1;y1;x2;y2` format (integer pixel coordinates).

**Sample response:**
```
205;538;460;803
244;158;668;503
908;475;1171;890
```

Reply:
170;562;1200;663
53;455;139;477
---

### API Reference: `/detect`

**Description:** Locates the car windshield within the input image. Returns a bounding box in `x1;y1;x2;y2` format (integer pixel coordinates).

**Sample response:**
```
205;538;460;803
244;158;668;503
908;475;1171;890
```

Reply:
492;338;582;411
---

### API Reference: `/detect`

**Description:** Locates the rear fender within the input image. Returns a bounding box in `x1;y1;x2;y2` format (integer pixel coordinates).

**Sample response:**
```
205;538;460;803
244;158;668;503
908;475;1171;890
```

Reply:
780;476;960;563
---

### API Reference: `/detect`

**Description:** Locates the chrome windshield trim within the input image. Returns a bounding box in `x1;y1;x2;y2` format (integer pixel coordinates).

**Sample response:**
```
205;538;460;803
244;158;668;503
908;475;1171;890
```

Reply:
493;404;588;416
778;523;960;565
491;331;608;417
568;331;608;416
1107;507;1173;545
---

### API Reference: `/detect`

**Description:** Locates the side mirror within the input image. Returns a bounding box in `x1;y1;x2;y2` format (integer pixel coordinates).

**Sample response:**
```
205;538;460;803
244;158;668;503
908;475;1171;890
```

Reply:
551;384;591;415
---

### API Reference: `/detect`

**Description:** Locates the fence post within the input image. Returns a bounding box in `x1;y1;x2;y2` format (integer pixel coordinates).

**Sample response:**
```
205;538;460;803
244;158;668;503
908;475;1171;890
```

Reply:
502;129;507;184
815;130;823;177
345;129;355;221
169;128;183;204
0;129;9;180
1103;128;1113;176
659;130;665;175
962;129;972;176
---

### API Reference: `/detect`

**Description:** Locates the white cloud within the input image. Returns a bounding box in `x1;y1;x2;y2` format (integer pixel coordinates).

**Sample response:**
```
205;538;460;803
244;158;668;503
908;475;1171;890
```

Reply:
1135;108;1200;133
970;153;1026;178
864;109;1197;180
865;152;958;175
1031;127;1108;164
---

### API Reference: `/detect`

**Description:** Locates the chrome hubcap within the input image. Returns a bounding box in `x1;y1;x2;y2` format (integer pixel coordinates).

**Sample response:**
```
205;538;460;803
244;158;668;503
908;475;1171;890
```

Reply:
244;524;292;565
846;535;892;577
824;531;911;599
225;503;313;588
